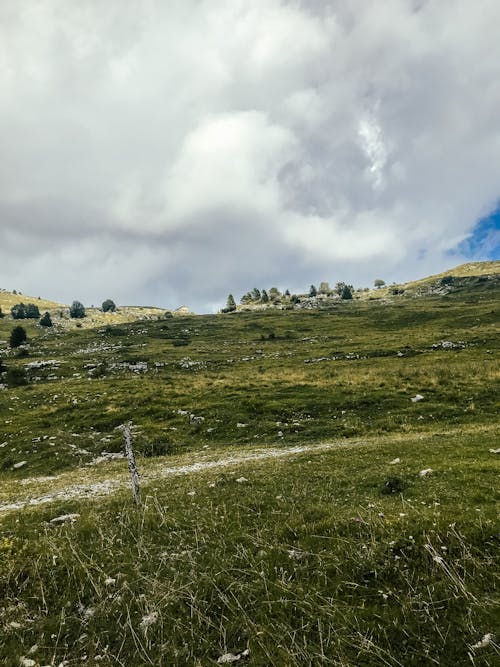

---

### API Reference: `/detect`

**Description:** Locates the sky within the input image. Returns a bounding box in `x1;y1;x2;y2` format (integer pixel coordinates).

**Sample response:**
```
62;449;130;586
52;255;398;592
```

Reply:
0;0;499;313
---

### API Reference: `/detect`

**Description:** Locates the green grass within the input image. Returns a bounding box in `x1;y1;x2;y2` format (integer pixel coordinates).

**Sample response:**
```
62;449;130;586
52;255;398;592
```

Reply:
0;427;498;666
1;278;498;477
0;270;499;665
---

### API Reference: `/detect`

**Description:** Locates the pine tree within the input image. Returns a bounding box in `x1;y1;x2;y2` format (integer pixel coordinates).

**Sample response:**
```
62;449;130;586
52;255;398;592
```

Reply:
25;303;40;318
102;299;117;312
309;285;317;297
11;303;26;319
340;285;353;300
9;325;27;348
226;294;237;312
69;300;86;318
261;289;269;303
39;312;53;327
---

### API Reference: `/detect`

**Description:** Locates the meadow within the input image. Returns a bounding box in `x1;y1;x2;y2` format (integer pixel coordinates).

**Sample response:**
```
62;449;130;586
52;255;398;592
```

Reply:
0;270;498;665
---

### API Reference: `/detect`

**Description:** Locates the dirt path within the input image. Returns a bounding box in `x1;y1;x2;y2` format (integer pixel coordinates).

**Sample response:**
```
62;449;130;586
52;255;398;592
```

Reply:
0;441;352;515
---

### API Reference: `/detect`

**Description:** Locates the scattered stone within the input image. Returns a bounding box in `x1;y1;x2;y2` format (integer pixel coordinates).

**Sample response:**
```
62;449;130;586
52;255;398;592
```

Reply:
236;423;248;428
489;448;500;454
411;394;424;402
49;513;81;524
472;633;494;650
189;414;205;424
389;458;401;464
419;468;433;477
236;477;248;484
217;649;250;664
139;611;158;631
19;658;36;667
13;461;27;469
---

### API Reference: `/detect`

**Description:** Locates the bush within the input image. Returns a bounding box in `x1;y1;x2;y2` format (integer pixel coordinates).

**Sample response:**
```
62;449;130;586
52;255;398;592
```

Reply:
9;326;27;348
11;302;40;319
340;285;353;300
5;367;27;387
11;303;26;319
374;279;385;288
0;307;4;318
172;338;190;347
39;312;53;327
70;300;86;318
102;299;116;313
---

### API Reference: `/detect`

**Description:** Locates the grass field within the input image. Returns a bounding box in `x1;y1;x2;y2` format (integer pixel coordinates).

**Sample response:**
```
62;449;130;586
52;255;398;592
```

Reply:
0;265;499;665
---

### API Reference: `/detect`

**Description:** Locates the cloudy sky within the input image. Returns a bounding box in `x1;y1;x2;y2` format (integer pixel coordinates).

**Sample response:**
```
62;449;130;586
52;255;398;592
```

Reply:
1;0;499;312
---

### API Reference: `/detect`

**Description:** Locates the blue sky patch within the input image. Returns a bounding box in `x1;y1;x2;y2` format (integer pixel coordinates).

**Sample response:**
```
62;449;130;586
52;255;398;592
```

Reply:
455;206;500;260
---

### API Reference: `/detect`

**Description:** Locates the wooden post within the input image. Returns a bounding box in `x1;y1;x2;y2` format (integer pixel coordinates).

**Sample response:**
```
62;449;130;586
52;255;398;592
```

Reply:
121;422;141;506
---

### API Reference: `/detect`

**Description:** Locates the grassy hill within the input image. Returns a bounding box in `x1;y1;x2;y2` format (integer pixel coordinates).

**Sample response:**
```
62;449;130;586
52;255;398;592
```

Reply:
0;265;498;665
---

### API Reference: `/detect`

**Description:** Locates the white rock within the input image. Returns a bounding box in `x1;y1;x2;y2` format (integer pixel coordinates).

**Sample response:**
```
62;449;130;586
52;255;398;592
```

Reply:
13;461;27;469
217;650;249;664
139;611;158;630
19;658;36;667
489;448;500;454
419;468;433;477
49;513;81;524
236;477;248;484
411;394;424;402
389;458;401;464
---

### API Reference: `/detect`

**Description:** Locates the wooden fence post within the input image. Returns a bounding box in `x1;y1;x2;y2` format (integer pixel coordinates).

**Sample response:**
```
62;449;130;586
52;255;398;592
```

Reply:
121;421;141;506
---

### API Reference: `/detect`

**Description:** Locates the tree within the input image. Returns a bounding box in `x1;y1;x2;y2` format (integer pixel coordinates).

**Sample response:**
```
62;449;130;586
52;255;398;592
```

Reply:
309;285;317;297
70;300;86;318
226;294;237;312
102;299;117;312
240;292;252;304
284;289;290;297
0;306;4;319
10;325;27;348
340;285;353;300
25;303;40;318
268;287;281;300
374;279;385;289
251;288;261;301
39;312;53;327
261;289;269;303
11;303;26;319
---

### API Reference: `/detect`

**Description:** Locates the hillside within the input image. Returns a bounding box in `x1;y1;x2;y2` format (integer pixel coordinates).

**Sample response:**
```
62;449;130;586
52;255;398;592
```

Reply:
0;266;498;665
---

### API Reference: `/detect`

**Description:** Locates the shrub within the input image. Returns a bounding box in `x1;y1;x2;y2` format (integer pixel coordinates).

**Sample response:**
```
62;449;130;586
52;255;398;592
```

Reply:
226;294;237;312
102;299;117;312
39;312;53;327
309;285;317;297
0;306;4;318
6;367;27;387
172;338;190;347
11;303;26;319
25;303;40;318
9;326;27;348
340;285;353;299
11;303;40;319
70;300;86;318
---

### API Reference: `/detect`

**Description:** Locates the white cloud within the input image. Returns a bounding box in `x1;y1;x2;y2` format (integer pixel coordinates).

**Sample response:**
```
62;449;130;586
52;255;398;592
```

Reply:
0;0;499;310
